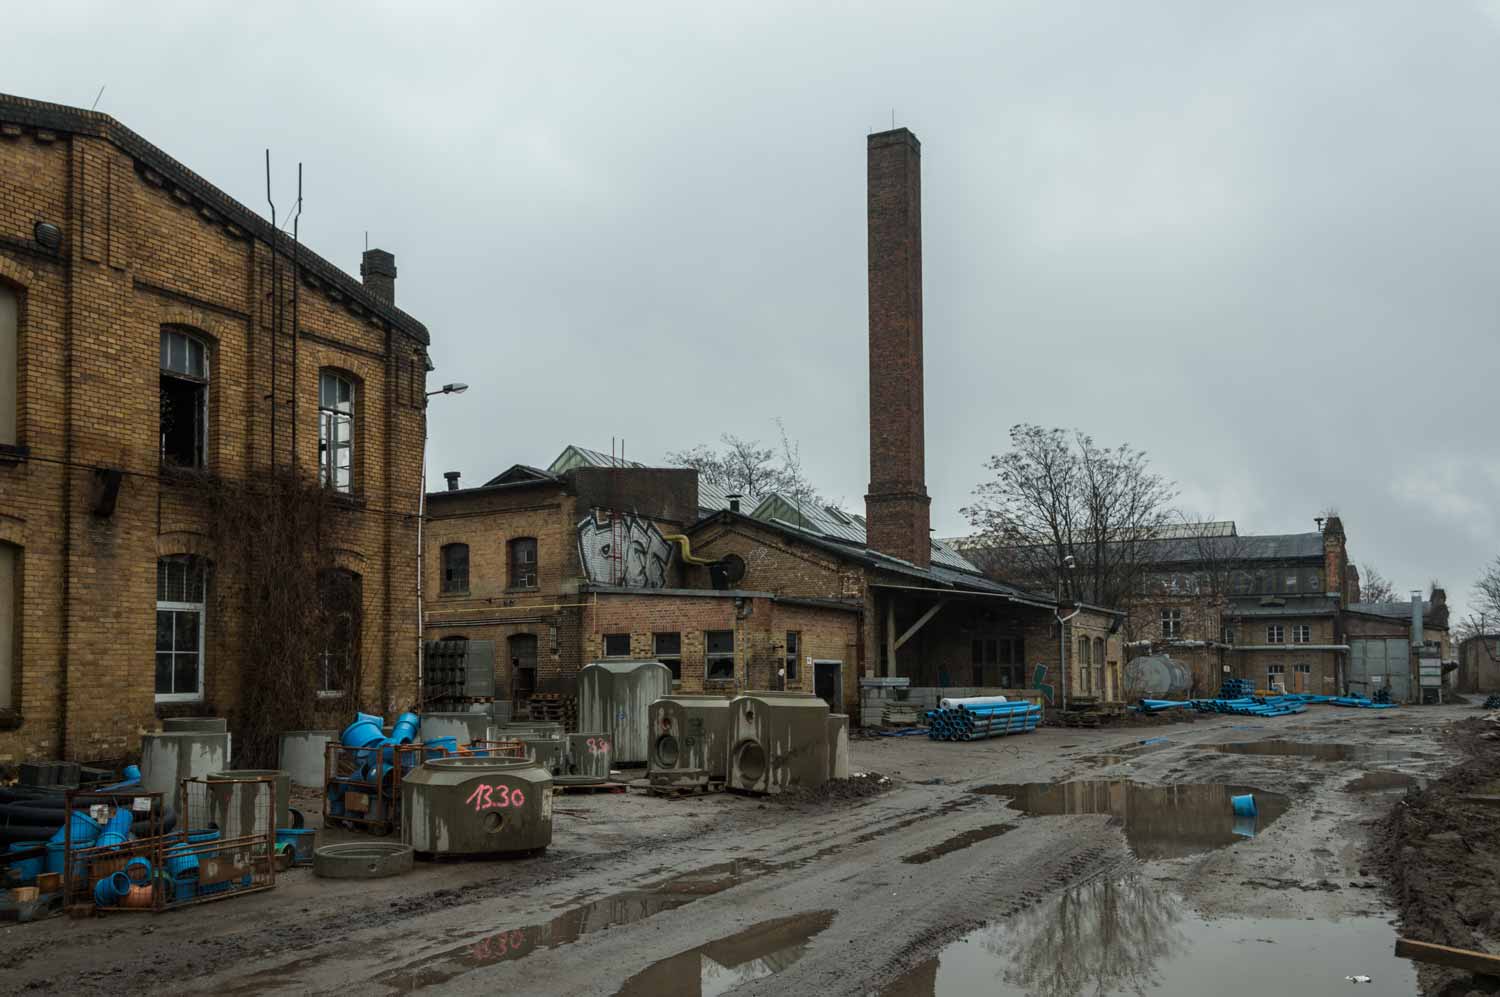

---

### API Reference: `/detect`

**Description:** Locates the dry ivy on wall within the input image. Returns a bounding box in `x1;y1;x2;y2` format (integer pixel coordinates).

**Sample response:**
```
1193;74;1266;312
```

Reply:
190;470;365;767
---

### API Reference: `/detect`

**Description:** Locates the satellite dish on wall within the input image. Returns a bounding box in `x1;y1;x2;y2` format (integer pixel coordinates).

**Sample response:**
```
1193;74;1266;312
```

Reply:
710;554;746;590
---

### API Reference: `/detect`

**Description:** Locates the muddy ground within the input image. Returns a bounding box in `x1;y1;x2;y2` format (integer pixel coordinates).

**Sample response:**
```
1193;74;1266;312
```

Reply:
0;704;1475;996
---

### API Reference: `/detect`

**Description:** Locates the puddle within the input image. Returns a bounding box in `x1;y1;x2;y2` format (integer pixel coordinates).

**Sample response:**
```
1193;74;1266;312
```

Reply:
1345;770;1419;793
970;781;1290;860
374;860;770;990
901;824;1015;865
614;910;834;996
881;873;1415;996
1202;740;1411;763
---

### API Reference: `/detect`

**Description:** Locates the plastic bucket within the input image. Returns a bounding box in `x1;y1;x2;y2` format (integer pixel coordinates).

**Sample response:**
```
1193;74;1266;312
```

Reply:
6;841;44;884
1230;793;1257;817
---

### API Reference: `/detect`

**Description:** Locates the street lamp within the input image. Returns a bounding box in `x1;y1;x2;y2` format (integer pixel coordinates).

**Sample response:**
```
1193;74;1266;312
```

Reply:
416;382;470;702
1056;554;1079;713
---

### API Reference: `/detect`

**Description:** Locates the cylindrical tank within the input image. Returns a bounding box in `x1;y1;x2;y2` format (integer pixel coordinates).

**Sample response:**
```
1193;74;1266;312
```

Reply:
577;661;672;765
205;775;275;843
647;695;733;790
402;757;552;856
728;692;831;795
278;730;336;788
827;714;850;780
1123;654;1193;700
210;769;291;829
561;733;611;783
419;712;490;746
141;733;230;803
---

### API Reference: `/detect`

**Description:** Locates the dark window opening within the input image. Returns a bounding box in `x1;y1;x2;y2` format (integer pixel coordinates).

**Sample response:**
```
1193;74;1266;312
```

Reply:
318;569;362;694
785;631;800;682
603;633;631;657
654;632;681;680
510;633;538;700
509;537;538;589
706;629;735;681
441;543;469;594
160;329;208;468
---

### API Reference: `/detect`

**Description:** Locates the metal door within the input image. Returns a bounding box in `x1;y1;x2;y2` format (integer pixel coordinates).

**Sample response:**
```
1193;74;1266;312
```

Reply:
1349;638;1409;702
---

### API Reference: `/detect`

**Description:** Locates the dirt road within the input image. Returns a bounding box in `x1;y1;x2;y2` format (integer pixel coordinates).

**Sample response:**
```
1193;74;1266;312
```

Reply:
0;705;1465;995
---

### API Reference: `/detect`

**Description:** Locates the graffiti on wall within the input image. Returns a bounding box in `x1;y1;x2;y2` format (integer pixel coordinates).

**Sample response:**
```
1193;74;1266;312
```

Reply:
577;511;675;588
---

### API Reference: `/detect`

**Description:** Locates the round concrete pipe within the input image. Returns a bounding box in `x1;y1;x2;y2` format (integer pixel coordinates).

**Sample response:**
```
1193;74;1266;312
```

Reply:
401;757;552;857
210;770;291;829
140;733;230;802
313;841;414;879
278;730;336;788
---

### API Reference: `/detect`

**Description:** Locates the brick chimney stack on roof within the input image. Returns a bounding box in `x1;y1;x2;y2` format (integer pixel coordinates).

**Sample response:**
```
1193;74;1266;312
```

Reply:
360;248;397;305
864;128;931;568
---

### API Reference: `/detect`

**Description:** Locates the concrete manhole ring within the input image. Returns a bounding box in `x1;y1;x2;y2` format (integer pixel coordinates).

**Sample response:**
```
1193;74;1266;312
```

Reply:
313;841;414;879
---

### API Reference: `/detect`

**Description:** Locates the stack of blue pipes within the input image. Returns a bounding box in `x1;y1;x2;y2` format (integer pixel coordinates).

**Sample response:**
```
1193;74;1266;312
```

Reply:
925;697;1041;741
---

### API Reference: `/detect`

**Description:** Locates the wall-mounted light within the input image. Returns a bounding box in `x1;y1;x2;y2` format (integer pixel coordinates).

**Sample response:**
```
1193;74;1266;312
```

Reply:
33;221;62;251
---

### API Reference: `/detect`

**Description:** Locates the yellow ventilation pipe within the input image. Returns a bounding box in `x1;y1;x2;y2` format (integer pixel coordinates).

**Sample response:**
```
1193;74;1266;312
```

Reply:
663;534;718;566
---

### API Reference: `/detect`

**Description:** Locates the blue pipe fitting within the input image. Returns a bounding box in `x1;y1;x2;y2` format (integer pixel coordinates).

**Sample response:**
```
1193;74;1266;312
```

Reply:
1231;793;1257;817
124;856;153;884
93;870;131;906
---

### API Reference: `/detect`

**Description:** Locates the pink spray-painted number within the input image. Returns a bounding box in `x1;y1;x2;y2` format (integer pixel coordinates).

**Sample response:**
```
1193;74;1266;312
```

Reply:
585;737;611;755
464;783;528;811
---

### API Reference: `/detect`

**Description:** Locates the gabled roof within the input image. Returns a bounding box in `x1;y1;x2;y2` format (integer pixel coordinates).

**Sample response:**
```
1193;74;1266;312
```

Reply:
483;464;558;487
1346;599;1434;621
0;93;430;346
548;445;642;474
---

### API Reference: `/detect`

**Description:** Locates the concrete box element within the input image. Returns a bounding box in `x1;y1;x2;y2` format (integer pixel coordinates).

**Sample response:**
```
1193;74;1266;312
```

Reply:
204;776;274;843
487;722;562;742
402;757;553;856
648;695;733;789
524;738;565;778
827;714;850;780
278;730;336;788
210;769;291;829
577;661;673;766
562;733;612;783
418;713;490;746
163;716;228;733
728;692;831;795
140;732;229;802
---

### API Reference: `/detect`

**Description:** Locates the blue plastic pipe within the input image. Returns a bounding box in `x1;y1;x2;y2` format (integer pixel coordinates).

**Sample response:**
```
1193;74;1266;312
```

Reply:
1231;793;1257;817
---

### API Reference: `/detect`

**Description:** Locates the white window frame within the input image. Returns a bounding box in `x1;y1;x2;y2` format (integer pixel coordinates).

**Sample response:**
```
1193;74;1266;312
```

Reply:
1293;663;1311;674
156;557;206;703
1291;624;1311;644
1160;608;1182;639
160;328;209;468
318;371;354;493
1267;663;1286;690
1266;624;1284;644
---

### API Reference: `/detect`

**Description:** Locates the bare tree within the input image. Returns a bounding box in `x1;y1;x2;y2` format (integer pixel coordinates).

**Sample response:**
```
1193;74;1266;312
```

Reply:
1474;556;1500;622
667;424;823;504
962;425;1175;607
1359;564;1397;603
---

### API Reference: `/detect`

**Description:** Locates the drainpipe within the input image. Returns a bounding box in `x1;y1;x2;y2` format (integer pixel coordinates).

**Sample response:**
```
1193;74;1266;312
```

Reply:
1055;603;1081;713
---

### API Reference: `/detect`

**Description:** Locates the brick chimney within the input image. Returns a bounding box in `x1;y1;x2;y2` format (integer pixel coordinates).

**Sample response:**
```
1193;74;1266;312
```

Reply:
360;248;397;305
864;128;931;568
1322;515;1346;600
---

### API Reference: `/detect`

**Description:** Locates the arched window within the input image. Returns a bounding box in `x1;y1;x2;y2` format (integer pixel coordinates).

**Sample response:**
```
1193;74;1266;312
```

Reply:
318;370;355;493
509;537;538;589
318;569;362;695
0;284;16;447
440;543;469;594
0;542;17;712
156;555;208;701
160;327;209;467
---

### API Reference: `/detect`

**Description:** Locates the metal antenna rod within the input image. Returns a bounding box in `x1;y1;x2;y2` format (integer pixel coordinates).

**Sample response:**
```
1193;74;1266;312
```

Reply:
90;85;105;111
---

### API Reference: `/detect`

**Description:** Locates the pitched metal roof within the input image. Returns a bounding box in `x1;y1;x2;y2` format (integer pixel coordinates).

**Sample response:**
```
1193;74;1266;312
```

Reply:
1347;599;1431;620
547;445;642;474
1132;531;1326;565
1227;595;1340;618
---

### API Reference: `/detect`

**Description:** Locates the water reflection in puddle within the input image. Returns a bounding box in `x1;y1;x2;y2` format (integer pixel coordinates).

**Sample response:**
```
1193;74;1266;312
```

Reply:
614;910;834;996
1203;740;1411;762
1345;769;1419;793
881;874;1415;997
971;781;1290;859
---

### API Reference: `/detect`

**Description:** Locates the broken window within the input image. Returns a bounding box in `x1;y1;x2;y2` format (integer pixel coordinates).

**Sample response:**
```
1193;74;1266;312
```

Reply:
318;569;361;695
1266;624;1284;644
653;632;681;681
440;543;469;594
1160;608;1182;639
1267;663;1286;690
0;543;15;711
603;633;630;657
159;328;208;468
318;370;354;492
156;555;207;701
509;537;538;589
0;285;15;447
785;631;800;682
1292;624;1311;644
705;630;735;681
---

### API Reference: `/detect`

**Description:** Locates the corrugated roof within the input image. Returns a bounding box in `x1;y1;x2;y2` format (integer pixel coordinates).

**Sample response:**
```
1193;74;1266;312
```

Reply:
1347;599;1431;620
696;480;763;519
548;445;643;474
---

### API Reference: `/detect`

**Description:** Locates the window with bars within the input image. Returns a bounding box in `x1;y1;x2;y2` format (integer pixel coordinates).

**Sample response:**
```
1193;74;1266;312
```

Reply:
440;543;469;594
705;630;735;681
1292;624;1311;644
509;537;538;589
156;556;207;701
1267;624;1285;644
653;632;682;681
318;371;354;493
1160;608;1182;639
160;328;208;468
318;569;361;695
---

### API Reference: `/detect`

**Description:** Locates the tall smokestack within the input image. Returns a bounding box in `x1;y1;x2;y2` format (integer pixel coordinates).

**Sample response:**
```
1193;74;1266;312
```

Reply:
865;128;931;568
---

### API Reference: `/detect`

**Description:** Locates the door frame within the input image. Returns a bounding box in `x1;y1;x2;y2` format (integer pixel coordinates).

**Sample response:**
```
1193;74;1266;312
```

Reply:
813;659;843;712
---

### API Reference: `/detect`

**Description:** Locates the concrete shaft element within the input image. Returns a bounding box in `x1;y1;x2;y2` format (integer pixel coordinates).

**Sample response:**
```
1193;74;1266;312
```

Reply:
418;713;490;746
728;692;831;795
577;660;673;765
204;775;274;844
648;695;733;789
140;732;229;802
401;757;553;856
563;733;611;782
210;770;290;829
524;738;565;777
827;714;851;781
488;722;562;741
278;730;336;788
163;717;229;733
313;841;413;879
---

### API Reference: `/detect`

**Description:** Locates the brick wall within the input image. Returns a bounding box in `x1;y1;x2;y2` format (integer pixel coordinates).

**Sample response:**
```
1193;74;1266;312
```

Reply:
0;100;427;765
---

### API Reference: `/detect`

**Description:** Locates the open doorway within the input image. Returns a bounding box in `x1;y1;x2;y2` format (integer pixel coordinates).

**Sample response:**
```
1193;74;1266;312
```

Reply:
813;660;842;712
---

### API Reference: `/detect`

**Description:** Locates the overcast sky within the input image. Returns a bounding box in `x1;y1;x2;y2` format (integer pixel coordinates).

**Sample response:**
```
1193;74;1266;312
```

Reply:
12;1;1500;620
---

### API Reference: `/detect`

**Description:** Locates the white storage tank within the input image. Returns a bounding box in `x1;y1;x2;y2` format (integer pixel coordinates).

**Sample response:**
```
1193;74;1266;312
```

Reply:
577;661;673;766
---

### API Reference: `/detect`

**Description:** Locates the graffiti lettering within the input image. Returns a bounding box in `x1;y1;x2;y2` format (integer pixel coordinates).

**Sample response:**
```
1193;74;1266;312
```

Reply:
585;737;611;755
577;511;674;588
464;783;528;812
